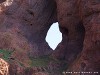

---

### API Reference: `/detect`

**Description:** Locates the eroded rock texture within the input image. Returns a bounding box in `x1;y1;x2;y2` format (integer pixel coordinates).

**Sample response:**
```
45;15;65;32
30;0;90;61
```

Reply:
0;0;100;75
0;0;56;65
52;0;85;63
53;0;100;75
0;0;56;74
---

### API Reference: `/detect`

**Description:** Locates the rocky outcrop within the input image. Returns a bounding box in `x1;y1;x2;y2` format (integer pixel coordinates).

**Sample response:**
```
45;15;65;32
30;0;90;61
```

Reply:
53;0;100;74
0;0;57;65
52;0;85;64
0;0;100;75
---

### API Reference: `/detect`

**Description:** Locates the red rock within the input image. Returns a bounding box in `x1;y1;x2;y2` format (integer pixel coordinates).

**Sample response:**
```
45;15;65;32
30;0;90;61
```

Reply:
0;0;56;66
53;0;100;74
0;0;100;75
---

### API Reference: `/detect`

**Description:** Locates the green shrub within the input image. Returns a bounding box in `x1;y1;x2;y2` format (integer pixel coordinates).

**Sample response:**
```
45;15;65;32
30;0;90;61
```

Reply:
0;49;12;61
30;56;52;67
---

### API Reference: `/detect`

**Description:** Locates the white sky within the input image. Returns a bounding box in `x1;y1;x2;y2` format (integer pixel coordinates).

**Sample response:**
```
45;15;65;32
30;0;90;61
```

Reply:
46;22;62;50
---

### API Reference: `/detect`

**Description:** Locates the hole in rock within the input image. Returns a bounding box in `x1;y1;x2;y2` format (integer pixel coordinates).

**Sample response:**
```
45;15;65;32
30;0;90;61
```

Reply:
45;22;62;50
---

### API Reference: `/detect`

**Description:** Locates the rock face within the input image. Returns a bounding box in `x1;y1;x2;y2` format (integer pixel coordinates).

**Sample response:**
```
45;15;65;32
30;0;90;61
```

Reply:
0;0;56;65
0;0;100;75
52;0;85;63
53;0;100;74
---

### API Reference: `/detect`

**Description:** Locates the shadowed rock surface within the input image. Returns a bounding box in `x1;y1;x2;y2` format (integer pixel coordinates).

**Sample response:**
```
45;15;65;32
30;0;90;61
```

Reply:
0;0;100;75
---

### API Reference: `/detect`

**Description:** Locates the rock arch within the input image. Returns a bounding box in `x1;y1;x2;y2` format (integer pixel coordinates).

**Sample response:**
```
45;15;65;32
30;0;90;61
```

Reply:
0;0;100;75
